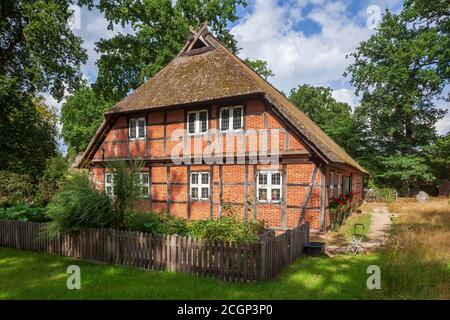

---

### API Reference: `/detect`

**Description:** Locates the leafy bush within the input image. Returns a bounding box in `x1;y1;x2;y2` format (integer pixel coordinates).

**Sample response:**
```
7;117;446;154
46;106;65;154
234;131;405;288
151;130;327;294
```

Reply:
107;160;144;229
35;156;69;207
329;194;353;231
188;215;265;244
45;173;116;236
0;204;49;222
0;171;34;206
126;211;188;236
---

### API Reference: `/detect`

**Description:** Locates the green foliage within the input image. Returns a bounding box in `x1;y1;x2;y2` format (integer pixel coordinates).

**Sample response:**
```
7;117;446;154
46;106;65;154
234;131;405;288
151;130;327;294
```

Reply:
244;59;275;80
329;194;353;231
0;78;58;180
107;160;145;229
126;211;188;236
0;204;49;222
378;155;435;189
288;84;366;158
0;0;88;100
0;171;34;207
61;85;113;155
92;0;247;102
45;173;116;236
35;156;69;207
188;214;265;244
424;133;450;183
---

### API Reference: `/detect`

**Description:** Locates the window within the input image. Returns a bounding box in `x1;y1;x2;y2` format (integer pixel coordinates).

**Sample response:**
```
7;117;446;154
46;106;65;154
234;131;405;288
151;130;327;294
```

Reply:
337;174;342;196
105;173;116;197
348;176;352;194
257;171;282;203
129;117;146;140
190;172;210;200
329;171;335;198
220;106;243;131
134;172;149;198
187;110;208;135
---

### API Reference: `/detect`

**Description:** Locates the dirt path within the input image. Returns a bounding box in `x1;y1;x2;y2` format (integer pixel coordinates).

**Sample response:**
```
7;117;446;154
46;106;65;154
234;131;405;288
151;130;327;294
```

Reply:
365;205;393;250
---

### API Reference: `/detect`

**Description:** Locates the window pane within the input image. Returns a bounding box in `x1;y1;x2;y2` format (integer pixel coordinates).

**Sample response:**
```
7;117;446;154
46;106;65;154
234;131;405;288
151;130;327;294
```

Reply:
330;172;334;185
141;173;149;184
129;119;136;139
271;173;281;185
199;111;207;132
106;174;112;184
191;173;198;185
191;187;198;199
258;173;268;185
188;113;196;134
106;186;113;196
232;107;242;130
138;118;145;138
220;108;230;131
201;187;209;199
271;189;281;201
258;188;268;201
201;173;209;185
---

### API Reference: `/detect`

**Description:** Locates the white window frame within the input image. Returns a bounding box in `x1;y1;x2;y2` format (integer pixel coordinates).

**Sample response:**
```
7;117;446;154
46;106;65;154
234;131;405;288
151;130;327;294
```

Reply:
219;105;244;132
135;172;150;198
105;173;116;197
190;171;210;201
337;174;342;196
129;116;146;140
187;110;208;135
329;171;335;198
257;171;282;203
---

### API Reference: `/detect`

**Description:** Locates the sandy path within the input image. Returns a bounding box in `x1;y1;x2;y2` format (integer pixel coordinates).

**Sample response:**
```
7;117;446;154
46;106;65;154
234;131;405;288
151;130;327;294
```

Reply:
365;206;393;250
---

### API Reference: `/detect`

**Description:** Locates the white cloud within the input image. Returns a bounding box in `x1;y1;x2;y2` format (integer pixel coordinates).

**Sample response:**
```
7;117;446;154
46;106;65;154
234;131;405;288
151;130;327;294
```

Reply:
332;88;359;108
231;0;373;92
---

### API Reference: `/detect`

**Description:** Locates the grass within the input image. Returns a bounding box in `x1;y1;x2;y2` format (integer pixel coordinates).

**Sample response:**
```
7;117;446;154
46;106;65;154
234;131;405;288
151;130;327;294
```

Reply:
0;197;448;300
0;247;378;300
376;197;450;299
311;211;372;247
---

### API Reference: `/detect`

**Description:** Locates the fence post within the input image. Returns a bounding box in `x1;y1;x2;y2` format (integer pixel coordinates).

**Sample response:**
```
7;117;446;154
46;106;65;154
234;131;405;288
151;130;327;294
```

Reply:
255;240;266;281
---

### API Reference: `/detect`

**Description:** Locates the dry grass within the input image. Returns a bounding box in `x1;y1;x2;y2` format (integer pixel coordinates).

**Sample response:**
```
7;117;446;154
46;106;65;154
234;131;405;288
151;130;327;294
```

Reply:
378;197;450;299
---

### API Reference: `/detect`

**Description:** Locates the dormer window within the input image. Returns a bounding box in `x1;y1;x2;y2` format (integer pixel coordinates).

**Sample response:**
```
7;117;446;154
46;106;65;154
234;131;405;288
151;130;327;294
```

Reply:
129;117;146;140
220;106;243;132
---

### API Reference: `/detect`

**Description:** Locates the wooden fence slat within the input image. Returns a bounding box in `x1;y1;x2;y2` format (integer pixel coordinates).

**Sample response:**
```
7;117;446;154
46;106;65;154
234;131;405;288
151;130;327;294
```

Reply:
0;220;310;283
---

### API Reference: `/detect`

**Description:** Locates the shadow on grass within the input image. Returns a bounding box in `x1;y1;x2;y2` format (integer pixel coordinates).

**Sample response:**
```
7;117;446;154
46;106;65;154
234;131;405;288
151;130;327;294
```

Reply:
0;247;381;300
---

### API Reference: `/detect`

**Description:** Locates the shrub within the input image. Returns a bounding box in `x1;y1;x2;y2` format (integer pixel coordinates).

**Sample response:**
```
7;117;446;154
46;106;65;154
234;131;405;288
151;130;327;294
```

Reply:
188;215;265;244
107;160;144;229
35;156;69;207
0;171;34;206
0;204;49;222
329;193;353;231
126;211;188;236
45;173;116;236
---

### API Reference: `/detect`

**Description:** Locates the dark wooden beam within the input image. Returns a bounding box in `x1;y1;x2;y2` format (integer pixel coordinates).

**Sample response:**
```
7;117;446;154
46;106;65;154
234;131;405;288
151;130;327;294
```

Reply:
298;165;319;225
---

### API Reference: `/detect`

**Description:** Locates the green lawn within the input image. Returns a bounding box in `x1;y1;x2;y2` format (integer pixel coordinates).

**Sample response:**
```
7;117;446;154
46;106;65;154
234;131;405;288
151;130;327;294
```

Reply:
0;247;380;300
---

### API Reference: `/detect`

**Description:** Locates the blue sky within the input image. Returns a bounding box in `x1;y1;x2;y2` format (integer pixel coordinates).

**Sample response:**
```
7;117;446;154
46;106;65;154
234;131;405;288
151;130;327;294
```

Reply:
48;0;449;152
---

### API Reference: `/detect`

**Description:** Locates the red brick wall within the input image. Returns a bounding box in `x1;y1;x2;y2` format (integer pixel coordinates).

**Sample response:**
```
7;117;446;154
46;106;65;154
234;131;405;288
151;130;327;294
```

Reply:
92;162;324;230
88;98;365;231
92;99;307;161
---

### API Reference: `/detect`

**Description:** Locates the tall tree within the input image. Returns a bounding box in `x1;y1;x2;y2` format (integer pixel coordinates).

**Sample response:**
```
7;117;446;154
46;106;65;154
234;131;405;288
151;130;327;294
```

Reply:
91;0;247;102
0;0;89;100
345;0;449;189
61;84;112;156
0;78;58;180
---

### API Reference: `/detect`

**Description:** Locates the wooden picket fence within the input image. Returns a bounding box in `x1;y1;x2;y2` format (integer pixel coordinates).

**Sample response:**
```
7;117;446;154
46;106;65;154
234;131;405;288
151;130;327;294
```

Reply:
0;219;309;282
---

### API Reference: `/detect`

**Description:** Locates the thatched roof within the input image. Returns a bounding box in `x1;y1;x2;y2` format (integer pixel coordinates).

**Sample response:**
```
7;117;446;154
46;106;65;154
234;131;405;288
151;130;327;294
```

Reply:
83;26;367;174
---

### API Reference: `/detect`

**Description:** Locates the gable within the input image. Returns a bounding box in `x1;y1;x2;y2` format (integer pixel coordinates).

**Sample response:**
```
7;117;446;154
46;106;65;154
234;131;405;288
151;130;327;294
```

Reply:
79;26;367;175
